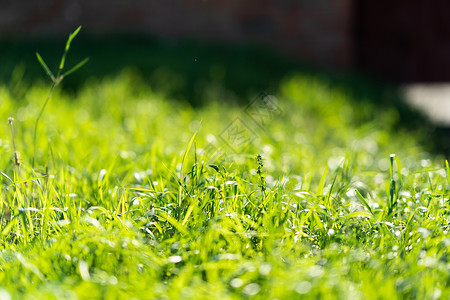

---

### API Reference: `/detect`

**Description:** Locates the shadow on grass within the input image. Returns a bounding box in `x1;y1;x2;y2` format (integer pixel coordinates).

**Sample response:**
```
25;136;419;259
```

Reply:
0;34;447;156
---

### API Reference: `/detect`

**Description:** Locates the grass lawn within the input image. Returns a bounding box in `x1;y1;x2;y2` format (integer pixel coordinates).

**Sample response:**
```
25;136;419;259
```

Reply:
0;33;449;299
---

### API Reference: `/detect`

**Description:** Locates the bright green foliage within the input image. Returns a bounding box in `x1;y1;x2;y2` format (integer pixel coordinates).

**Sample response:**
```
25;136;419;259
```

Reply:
0;58;449;298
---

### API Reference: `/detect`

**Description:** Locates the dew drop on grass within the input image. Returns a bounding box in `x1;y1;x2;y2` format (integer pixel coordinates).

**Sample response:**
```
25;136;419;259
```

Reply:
189;120;201;132
433;288;442;299
243;283;260;296
230;278;243;288
295;281;312;294
420;159;431;167
262;144;273;155
133;172;143;183
0;289;11;300
259;263;272;275
418;227;431;238
327;156;344;170
309;265;324;277
109;276;118;285
98;169;107;183
56;219;70;227
246;265;256;272
79;260;90;281
168;256;183;264
377;158;389;171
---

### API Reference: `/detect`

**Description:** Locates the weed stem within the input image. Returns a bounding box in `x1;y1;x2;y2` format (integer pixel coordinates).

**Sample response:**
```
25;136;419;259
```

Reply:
32;82;58;167
8;117;21;167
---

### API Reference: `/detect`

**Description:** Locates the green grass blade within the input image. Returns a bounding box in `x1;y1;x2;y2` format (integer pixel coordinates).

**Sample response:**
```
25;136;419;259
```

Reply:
65;26;82;51
394;155;403;186
181;203;196;226
181;131;197;177
208;164;220;173
157;210;188;235
59;55;66;71
344;211;374;220
355;189;375;217
316;167;328;195
0;171;13;183
389;154;395;180
1;215;19;236
36;52;56;82
446;160;450;189
8;175;48;187
60;26;82;70
62;57;89;78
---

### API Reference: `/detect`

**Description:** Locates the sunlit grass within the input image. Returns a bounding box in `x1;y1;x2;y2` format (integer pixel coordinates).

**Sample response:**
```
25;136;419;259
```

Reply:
0;53;449;298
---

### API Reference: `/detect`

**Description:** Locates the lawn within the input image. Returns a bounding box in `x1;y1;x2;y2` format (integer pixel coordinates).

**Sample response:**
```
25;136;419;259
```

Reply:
0;32;449;299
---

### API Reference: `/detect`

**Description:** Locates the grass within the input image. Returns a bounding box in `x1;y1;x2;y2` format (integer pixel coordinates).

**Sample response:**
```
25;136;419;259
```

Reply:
0;34;449;299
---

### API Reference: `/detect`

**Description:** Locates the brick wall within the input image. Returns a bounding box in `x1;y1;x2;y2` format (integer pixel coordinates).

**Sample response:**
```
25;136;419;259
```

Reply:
0;0;353;69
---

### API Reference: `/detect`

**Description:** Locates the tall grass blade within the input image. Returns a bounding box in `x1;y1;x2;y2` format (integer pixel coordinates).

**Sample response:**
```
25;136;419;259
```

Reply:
446;160;450;189
394;155;403;186
317;167;328;195
181;131;197;177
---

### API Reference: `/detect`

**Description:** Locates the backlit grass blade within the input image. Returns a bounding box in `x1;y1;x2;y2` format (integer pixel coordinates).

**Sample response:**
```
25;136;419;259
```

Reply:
355;189;375;217
7;175;48;187
394;155;403;186
66;26;82;51
62;57;89;78
36;52;56;82
316;167;328;195
60;26;82;70
0;171;13;183
156;210;188;235
446;160;450;188
181;203;196;226
1;215;19;236
181;131;197;178
344;211;374;220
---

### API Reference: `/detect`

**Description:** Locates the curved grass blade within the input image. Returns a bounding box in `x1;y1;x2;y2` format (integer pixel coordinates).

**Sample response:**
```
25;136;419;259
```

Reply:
355;189;375;217
66;26;82;51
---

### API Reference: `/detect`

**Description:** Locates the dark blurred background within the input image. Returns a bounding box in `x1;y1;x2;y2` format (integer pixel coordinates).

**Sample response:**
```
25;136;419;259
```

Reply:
0;0;352;69
1;0;450;81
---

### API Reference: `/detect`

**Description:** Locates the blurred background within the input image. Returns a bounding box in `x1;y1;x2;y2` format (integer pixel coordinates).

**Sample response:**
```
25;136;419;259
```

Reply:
2;0;450;80
1;0;449;150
